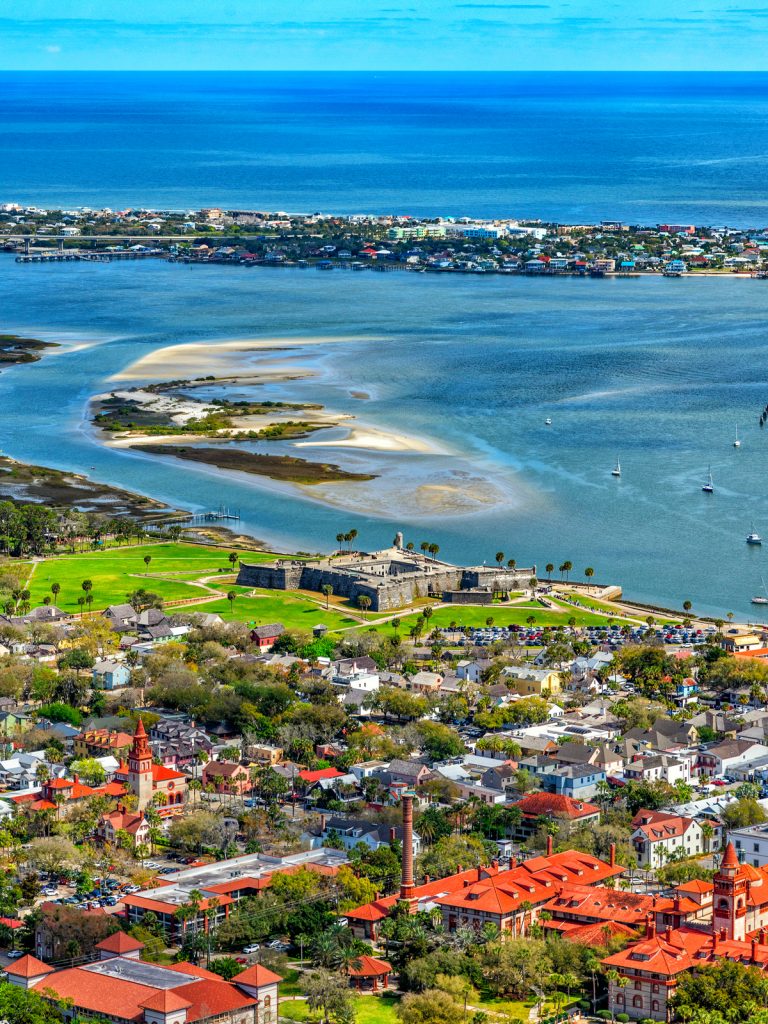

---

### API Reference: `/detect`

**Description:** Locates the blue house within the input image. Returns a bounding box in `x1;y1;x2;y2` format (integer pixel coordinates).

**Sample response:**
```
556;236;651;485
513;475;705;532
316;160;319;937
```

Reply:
543;764;606;801
92;659;131;691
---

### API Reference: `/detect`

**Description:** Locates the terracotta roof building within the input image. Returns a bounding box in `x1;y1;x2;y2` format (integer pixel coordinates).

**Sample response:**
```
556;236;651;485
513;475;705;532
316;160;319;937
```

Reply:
3;942;282;1024
511;792;601;839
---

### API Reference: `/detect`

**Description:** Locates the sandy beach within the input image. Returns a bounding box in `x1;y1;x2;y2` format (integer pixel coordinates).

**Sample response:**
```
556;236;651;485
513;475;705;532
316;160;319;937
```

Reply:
296;425;447;455
110;334;383;382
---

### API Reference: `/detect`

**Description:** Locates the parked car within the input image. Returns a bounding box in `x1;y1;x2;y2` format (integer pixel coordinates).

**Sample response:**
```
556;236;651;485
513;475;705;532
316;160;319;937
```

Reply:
243;944;261;954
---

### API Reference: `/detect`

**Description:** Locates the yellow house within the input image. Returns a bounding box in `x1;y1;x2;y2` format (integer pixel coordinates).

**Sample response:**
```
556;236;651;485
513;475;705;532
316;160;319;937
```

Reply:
502;666;562;697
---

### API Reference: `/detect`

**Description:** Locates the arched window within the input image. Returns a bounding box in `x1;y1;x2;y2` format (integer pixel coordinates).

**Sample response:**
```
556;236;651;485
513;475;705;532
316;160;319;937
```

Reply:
633;996;643;1009
652;1001;660;1012
616;994;624;1005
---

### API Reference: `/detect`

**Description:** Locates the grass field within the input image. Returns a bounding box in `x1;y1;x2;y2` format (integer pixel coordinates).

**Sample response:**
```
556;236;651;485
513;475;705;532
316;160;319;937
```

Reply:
177;589;360;631
25;543;286;614
377;600;615;633
280;995;400;1024
279;992;568;1024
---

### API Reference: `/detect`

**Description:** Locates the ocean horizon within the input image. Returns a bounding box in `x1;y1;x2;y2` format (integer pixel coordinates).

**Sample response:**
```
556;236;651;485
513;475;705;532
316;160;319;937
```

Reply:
3;71;768;225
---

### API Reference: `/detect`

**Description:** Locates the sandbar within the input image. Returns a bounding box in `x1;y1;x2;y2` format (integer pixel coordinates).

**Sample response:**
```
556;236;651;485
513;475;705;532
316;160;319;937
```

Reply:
111;335;382;382
296;426;447;455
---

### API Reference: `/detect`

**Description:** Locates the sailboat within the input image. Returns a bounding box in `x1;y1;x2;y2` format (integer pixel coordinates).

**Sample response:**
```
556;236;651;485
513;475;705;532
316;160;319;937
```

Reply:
611;458;621;477
753;576;768;605
702;467;714;493
733;424;741;448
747;523;763;545
544;417;552;426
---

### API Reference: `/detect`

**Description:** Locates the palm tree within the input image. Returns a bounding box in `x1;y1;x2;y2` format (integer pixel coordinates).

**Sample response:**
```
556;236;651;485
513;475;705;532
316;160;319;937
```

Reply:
335;532;344;551
143;555;152;570
226;590;237;613
429;543;440;560
85;593;94;613
526;614;536;627
584;567;594;583
228;551;239;570
51;582;60;602
349;528;358;549
321;584;333;609
81;580;93;603
683;599;692;613
357;595;372;617
420;541;429;556
77;595;86;617
495;551;504;566
507;558;516;569
562;560;573;581
545;563;554;578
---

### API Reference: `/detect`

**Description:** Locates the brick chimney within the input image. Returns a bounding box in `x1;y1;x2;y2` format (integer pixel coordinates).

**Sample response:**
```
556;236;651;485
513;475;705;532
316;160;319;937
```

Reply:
389;827;396;843
491;859;499;871
546;834;553;856
609;843;616;867
646;914;656;939
753;938;759;962
399;791;415;905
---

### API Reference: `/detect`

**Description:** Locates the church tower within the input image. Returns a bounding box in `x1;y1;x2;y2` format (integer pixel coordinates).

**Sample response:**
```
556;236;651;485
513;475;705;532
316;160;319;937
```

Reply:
713;841;749;941
128;719;154;811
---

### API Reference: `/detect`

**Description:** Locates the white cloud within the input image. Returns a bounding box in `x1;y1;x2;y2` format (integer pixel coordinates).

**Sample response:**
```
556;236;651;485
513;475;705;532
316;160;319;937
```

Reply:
45;43;61;52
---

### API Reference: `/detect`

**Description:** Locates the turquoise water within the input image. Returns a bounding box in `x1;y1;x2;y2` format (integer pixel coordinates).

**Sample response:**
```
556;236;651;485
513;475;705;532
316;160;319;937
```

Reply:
2;71;768;224
1;256;768;618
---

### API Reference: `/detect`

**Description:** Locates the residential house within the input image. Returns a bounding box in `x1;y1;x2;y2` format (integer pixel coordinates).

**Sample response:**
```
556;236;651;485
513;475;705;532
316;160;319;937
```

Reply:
407;671;443;695
630;810;717;868
249;624;285;650
103;604;137;632
502;666;562;697
305;815;421;855
698;739;768;777
386;759;432;788
623;753;691;785
98;806;150;848
74;729;134;759
202;761;253;796
511;792;601;840
92;660;131;691
542;764;606;800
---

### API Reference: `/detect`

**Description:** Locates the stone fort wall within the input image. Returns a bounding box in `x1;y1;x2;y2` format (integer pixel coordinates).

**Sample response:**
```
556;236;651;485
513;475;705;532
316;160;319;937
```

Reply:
236;560;536;612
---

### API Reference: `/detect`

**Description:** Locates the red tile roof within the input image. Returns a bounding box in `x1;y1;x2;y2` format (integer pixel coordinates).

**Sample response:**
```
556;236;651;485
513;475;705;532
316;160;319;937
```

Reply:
298;767;344;783
140;991;192;1013
3;954;54;978
235;963;283;986
543;884;654;925
348;955;392;978
514;792;600;820
96;931;145;954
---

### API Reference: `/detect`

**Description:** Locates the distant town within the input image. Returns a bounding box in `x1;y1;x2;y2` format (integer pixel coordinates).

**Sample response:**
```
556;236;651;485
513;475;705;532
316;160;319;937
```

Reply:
4;202;768;278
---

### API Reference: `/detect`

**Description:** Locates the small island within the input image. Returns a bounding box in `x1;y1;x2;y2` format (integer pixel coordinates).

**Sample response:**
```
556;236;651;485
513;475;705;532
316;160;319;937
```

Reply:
131;444;376;484
0;333;58;365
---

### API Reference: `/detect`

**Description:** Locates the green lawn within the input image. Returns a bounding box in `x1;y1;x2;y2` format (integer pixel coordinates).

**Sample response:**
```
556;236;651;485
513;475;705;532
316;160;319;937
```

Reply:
280;995;400;1024
25;543;292;614
277;968;304;998
377;600;615;634
175;589;359;631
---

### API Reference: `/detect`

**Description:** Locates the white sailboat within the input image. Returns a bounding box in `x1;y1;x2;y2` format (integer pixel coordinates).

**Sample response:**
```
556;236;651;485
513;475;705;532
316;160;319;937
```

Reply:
733;424;741;448
544;417;552;426
702;466;714;493
753;576;768;605
611;458;621;477
748;522;763;545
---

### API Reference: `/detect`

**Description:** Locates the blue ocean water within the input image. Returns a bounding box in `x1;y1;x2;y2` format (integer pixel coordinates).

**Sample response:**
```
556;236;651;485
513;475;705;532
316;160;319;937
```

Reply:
1;257;768;619
2;71;768;224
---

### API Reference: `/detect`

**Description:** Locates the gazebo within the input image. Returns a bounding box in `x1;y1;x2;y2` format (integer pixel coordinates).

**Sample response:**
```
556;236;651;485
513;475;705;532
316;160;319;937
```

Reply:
348;955;393;992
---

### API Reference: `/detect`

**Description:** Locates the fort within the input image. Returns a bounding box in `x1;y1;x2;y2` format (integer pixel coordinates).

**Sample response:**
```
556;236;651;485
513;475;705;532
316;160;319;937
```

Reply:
236;534;536;611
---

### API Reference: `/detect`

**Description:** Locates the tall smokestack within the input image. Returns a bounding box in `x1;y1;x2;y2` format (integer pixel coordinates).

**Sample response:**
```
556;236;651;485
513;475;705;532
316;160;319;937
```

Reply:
400;791;415;904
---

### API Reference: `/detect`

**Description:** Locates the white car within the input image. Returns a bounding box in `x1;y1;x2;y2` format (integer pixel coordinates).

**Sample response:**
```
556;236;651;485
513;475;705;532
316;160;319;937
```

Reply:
6;950;23;959
243;944;260;954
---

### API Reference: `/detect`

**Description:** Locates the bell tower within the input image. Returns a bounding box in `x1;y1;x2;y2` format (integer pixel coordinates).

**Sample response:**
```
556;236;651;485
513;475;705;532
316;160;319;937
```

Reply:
128;719;154;811
713;841;749;941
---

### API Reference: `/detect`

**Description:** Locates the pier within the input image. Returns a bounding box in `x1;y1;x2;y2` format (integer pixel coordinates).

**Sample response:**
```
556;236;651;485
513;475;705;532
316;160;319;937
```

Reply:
191;506;241;523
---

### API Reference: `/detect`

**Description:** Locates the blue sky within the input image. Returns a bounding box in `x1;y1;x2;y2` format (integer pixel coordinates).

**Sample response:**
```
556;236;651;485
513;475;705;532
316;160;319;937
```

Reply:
0;0;764;70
